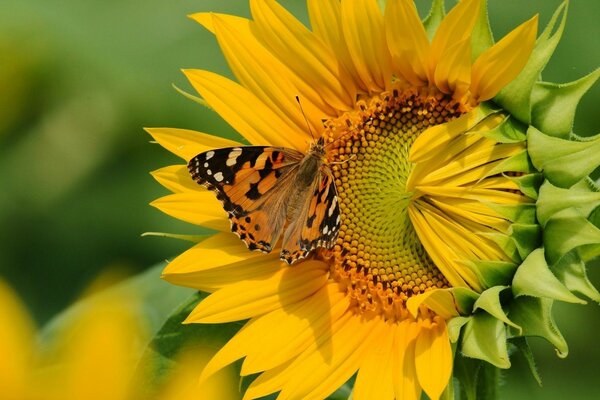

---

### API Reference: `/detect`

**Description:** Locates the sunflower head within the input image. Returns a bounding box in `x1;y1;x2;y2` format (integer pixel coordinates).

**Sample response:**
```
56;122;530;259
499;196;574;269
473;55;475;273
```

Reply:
149;0;599;399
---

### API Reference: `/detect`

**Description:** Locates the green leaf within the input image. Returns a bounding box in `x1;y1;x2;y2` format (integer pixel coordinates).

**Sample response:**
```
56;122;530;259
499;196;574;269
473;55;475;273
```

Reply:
487;150;533;177
423;0;445;41
473;286;521;332
512;337;542;386
450;287;480;315
537;180;600;227
512;248;585;304
544;208;600;265
479;232;520;263
527;126;600;188
494;2;568;123
461;311;510;369
470;0;494;61
40;263;195;348
454;354;483;400
485;203;536;225
447;316;470;343
136;291;243;396
473;115;527;144
508;296;568;357
531;68;600;138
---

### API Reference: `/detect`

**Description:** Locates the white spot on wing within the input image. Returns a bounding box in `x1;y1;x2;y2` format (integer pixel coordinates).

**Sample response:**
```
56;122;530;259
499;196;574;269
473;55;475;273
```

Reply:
204;162;209;168
207;169;212;175
328;197;338;216
206;151;215;160
214;172;224;182
226;148;242;166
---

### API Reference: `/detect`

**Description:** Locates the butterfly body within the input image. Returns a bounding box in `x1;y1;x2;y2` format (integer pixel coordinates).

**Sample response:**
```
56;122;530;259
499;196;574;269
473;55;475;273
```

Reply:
188;137;340;264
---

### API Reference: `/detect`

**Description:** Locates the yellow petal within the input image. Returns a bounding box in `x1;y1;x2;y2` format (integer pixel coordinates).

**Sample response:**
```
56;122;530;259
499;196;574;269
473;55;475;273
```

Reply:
385;0;430;86
212;15;325;137
307;0;367;91
392;321;422;400
353;321;395;400
414;320;452;400
162;233;272;291
150;192;229;231
471;15;539;101
145;127;241;161
406;289;460;319
201;283;349;380
340;0;392;92
192;11;339;121
250;0;356;111
434;38;472;95
184;69;301;148
151;165;200;193
0;281;35;400
184;260;329;323
429;0;480;81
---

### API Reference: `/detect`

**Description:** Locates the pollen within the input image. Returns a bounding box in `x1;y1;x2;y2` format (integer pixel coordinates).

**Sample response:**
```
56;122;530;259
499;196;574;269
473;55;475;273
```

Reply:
325;88;467;321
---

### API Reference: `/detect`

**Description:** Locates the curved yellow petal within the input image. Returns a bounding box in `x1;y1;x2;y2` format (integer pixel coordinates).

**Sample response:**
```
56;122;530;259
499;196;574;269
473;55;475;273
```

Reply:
392;321;422;400
406;289;460;319
151;165;200;193
353;321;395;400
184;69;300;148
471;15;539;101
0;281;35;400
385;0;430;86
250;0;356;111
340;0;392;92
307;0;367;92
145;127;241;161
184;260;329;323
188;12;248;34
150;192;229;231
429;0;480;81
414;320;452;400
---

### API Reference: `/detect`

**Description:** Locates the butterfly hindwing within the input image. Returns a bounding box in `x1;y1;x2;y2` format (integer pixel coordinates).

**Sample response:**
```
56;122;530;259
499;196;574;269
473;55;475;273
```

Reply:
280;170;340;264
188;146;303;253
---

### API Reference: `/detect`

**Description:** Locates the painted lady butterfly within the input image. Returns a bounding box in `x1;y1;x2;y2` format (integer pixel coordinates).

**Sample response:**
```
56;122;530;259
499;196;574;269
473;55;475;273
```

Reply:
187;137;340;264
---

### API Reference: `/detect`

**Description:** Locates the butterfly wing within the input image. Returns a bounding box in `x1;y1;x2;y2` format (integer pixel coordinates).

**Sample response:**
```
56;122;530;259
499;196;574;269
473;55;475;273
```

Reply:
280;169;340;264
188;146;303;252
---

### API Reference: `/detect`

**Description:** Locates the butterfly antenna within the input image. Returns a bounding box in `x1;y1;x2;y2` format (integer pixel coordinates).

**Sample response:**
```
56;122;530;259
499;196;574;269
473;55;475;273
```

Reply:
295;96;316;142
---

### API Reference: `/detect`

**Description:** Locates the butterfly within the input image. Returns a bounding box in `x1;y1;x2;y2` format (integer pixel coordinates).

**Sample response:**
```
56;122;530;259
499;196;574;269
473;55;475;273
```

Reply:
187;136;340;264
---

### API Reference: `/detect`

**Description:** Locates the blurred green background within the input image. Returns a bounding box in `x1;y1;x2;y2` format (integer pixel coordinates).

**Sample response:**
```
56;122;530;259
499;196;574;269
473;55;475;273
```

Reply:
0;0;598;398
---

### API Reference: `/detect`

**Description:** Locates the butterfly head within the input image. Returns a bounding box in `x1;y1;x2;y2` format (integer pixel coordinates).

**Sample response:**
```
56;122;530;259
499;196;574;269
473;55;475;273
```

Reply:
308;136;327;159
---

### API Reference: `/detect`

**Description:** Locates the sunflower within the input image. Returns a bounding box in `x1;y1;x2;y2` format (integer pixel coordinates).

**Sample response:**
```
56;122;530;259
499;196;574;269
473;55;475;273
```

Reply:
149;0;600;399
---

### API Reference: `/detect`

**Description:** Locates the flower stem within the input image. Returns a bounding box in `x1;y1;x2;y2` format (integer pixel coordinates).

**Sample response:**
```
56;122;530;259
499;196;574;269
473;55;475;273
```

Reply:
477;363;500;400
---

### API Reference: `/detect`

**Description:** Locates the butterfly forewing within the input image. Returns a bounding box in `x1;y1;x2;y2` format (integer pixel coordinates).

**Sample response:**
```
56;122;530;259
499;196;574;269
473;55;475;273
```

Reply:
188;146;303;252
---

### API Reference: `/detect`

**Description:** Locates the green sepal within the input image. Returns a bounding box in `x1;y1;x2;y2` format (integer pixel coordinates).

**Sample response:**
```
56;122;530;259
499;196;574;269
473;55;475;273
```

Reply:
512;337;542;386
528;126;600;188
494;2;568;123
463;260;518;289
544;208;600;265
512;248;585;304
537;180;600;227
470;0;493;60
473;115;527;144
509;223;541;260
508;296;568;357
447;316;470;343
479;232;520;263
461;312;510;369
141;232;211;243
454;354;483;400
172;83;212;110
486;150;533;177
473;286;521;332
485;203;537;225
506;173;543;200
552;252;600;304
531;68;600;138
423;0;445;41
449;287;480;315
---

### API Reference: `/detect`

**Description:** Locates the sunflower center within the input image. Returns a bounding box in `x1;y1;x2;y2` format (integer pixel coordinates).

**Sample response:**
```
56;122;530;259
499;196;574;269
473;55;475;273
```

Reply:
325;88;467;320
